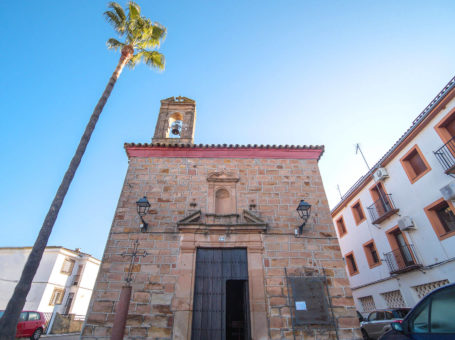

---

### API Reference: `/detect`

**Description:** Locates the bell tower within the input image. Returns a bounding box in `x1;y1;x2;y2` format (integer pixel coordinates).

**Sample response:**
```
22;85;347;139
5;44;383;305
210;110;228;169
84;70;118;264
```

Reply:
152;96;196;145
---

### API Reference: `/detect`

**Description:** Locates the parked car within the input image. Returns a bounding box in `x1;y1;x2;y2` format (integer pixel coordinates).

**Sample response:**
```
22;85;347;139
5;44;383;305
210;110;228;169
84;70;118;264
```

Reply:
357;310;365;322
0;311;46;339
378;283;455;339
361;308;411;339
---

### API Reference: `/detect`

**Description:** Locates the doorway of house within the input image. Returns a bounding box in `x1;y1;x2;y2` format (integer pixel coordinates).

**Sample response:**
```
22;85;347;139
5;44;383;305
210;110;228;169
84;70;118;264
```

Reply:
191;248;251;340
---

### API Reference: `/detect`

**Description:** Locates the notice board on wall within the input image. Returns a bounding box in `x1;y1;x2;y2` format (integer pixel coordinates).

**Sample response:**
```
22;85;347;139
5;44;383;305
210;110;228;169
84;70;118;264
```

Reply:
288;276;331;325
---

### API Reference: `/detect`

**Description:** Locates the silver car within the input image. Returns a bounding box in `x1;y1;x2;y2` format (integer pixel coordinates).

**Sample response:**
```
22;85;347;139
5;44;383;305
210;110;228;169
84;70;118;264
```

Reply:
361;309;410;339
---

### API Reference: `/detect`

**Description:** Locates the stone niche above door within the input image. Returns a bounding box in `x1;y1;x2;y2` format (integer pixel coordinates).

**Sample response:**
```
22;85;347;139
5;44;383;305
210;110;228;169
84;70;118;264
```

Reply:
207;170;240;215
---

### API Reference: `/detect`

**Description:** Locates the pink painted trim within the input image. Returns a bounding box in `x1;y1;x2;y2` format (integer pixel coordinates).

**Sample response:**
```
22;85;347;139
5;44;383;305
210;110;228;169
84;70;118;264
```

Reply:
125;146;323;160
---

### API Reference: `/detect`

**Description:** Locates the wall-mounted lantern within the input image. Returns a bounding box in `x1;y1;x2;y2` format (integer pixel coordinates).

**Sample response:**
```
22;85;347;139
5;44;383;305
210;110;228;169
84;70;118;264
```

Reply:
136;196;150;232
295;200;312;235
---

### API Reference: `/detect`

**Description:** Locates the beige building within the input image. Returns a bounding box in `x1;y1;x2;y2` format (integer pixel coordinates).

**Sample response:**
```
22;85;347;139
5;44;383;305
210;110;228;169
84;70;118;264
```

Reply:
82;97;360;339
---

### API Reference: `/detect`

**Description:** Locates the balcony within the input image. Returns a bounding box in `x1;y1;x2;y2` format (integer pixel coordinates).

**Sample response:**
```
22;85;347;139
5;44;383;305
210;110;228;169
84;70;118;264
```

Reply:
434;137;455;174
384;244;422;274
367;194;399;224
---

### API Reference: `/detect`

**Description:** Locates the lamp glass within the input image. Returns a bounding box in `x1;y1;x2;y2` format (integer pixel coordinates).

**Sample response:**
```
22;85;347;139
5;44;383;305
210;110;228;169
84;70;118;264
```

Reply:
296;200;311;221
136;196;150;216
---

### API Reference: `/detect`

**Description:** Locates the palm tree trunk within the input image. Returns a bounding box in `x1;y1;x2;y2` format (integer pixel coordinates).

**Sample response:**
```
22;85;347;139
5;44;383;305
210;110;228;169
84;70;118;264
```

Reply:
0;50;132;339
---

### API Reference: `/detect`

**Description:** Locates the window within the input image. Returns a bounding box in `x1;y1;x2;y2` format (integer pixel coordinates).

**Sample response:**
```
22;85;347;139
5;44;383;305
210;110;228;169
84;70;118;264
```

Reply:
410;286;455;334
400;145;431;184
49;288;65;306
359;295;376;313
336;216;347;237
435;107;455;142
425;198;455;240
28;312;41;321
351;200;366;225
64;292;75;314
61;258;75;275
430;288;455;333
345;251;358;276
363;240;381;268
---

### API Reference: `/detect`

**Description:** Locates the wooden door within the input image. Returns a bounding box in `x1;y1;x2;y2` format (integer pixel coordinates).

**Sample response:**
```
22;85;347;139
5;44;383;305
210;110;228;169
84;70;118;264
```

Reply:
191;248;250;340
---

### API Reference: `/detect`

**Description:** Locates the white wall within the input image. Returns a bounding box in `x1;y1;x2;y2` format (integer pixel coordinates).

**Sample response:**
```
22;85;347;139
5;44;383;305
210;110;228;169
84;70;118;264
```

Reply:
333;95;455;312
70;257;100;315
0;247;100;316
0;248;53;310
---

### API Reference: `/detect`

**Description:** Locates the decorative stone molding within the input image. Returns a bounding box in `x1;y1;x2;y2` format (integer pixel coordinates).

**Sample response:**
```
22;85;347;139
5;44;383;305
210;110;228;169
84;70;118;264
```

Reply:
177;210;267;233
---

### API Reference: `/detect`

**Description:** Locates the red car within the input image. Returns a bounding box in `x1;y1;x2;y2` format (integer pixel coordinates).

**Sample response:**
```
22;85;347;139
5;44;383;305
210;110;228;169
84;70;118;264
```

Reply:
0;311;46;339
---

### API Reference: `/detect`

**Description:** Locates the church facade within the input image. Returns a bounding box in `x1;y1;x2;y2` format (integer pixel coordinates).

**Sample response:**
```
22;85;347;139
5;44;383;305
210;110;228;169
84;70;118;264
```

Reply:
82;97;360;339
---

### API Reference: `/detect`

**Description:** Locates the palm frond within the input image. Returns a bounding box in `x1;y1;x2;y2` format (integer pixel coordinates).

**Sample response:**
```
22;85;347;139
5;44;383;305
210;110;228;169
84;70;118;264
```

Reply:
136;22;166;49
127;50;165;71
106;38;125;51
109;2;126;23
104;2;126;34
104;1;166;72
128;1;141;21
142;50;165;70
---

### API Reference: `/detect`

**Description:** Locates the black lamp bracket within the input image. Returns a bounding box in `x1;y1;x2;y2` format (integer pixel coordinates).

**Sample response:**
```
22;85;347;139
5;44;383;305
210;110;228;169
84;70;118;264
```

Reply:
140;216;148;232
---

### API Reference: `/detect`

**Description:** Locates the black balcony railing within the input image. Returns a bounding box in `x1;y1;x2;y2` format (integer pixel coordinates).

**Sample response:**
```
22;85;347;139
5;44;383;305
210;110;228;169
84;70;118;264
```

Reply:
384;244;422;274
367;194;398;224
434;136;455;174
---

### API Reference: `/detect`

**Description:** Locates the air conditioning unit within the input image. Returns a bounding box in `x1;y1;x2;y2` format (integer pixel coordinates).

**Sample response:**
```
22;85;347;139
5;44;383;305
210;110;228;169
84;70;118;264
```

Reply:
398;216;415;231
373;167;389;182
440;181;455;201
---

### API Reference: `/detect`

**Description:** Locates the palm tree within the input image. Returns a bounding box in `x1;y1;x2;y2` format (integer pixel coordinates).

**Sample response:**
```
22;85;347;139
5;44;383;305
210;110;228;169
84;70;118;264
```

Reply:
0;2;165;338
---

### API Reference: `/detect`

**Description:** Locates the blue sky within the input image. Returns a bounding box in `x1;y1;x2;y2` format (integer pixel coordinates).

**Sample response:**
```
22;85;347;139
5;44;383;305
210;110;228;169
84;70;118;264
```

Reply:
1;1;454;259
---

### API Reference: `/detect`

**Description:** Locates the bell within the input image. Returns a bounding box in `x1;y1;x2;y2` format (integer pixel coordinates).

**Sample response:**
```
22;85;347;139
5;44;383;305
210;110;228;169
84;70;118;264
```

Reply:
171;122;181;136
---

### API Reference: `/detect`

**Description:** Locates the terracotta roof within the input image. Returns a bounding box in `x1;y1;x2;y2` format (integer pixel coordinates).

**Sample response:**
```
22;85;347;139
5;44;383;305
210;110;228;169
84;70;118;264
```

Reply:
331;75;455;215
124;143;325;160
125;142;323;150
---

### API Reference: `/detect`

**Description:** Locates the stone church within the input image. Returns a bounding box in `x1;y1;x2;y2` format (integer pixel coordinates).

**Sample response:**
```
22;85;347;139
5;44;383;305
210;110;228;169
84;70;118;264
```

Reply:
82;97;361;339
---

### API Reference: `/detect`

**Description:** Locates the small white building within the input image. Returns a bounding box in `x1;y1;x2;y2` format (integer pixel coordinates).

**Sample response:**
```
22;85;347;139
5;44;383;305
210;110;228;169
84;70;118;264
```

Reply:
0;247;100;316
331;76;455;314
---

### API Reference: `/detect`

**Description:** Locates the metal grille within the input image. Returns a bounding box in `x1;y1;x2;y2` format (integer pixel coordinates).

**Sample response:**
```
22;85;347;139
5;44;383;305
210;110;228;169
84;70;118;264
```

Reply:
434;137;455;174
367;194;397;223
359;295;376;313
383;244;421;274
381;290;406;308
191;248;250;340
413;279;449;300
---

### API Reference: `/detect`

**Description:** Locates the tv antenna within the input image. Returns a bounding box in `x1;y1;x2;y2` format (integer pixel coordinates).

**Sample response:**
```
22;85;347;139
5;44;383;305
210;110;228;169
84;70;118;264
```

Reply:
336;184;343;200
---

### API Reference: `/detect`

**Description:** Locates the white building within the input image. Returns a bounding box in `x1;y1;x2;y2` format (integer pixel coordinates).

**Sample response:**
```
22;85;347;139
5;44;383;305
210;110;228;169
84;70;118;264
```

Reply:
0;247;100;316
331;76;455;314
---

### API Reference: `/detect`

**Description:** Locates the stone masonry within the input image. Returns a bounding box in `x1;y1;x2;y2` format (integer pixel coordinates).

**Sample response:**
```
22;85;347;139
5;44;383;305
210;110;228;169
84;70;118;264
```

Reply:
82;97;361;339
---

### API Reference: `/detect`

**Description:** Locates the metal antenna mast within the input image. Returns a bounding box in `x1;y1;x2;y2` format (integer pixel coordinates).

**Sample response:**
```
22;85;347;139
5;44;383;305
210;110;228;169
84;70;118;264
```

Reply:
355;143;388;225
355;143;371;171
336;184;343;200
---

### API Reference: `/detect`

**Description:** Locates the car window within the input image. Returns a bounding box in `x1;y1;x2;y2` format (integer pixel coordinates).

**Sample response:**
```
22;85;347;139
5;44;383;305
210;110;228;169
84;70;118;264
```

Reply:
368;312;377;321
384;312;393;320
28;312;40;321
393;309;410;318
376;312;385;320
18;312;28;322
410;300;429;333
430;288;455;333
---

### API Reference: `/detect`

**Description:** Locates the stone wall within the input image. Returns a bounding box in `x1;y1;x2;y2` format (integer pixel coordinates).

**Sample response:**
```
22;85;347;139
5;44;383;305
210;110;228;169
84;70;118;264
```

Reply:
82;155;361;339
